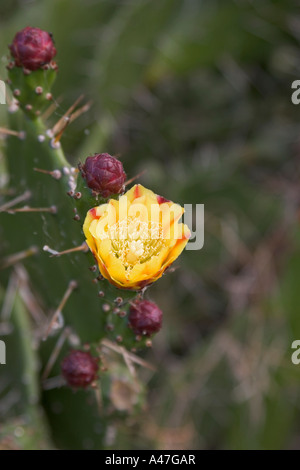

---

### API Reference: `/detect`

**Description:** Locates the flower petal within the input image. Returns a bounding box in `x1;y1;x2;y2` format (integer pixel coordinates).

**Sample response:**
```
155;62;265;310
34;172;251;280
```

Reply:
82;185;191;290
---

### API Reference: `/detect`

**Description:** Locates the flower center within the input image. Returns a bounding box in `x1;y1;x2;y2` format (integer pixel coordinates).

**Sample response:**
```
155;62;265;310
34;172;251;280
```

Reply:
108;217;164;270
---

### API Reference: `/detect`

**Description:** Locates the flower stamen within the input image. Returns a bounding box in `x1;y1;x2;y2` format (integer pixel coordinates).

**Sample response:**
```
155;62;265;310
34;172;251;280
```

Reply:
106;217;164;273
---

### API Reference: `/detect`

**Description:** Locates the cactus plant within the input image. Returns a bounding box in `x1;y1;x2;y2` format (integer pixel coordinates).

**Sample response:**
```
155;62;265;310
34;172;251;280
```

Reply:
0;27;190;449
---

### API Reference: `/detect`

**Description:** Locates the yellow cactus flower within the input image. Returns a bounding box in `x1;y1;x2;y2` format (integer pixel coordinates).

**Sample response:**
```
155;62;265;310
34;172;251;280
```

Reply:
83;184;191;290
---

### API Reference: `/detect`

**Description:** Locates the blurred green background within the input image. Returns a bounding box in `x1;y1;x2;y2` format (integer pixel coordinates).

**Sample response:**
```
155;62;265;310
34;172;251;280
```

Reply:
1;0;300;450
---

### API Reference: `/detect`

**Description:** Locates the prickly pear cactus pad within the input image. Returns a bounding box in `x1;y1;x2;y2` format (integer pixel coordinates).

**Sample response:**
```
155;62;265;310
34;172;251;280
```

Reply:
0;27;190;450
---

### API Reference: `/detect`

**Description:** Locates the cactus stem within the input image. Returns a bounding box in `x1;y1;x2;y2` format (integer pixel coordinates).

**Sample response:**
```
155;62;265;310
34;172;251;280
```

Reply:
0;127;25;139
31;117;69;167
0;246;38;270
3;205;57;214
43;242;88;257
42;327;72;381
43;281;78;340
33;167;62;180
0;190;31;212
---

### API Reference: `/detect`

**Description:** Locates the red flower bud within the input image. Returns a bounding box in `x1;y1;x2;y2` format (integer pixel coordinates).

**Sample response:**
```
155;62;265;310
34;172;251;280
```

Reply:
61;350;99;388
80;153;126;198
128;300;163;336
9;27;57;71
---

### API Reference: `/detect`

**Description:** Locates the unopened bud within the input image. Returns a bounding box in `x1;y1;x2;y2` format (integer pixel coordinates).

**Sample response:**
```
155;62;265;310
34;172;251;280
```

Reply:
9;27;57;71
128;300;162;336
61;350;99;388
79;153;126;198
